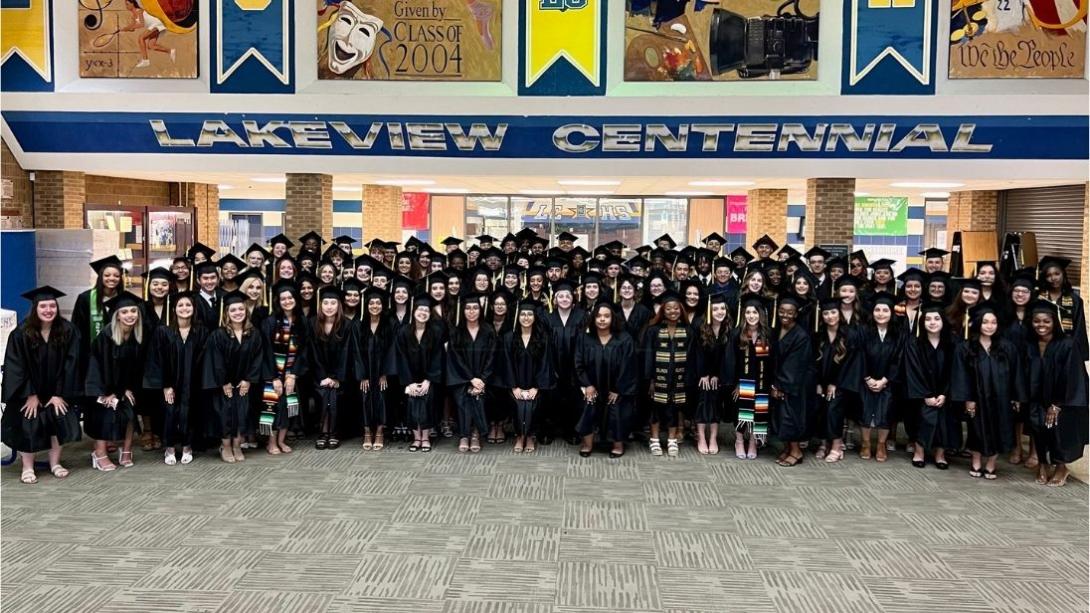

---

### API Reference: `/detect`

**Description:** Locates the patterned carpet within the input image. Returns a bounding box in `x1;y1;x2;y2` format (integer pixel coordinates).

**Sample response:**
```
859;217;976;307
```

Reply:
2;437;1088;613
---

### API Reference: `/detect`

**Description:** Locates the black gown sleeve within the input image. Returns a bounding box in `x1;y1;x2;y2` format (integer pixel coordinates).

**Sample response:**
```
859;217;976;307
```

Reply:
574;334;592;389
0;328;32;403
614;334;638;396
949;343;975;403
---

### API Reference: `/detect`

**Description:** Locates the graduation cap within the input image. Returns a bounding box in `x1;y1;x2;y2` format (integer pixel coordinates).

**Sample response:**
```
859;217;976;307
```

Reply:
425;270;450;286
568;246;591;260
702;232;728;247
777;245;801;259
271;280;300;299
849;250;869;266
267;233;295;249
412;294;436;310
729;247;754;264
739;293;773;314
968;301;1000;325
625;255;651;272
791;266;818;288
546;254;570;270
515;227;539;241
370;266;393;281
694;247;718;264
927;271;952;285
870;291;897;309
955;277;982;292
297;231;325;246
818;296;841;312
448;249;468;262
364;238;386;249
480;247;505;262
897;268;927;284
601;254;625;269
244;243;271;260
144;266;174;283
216;253;246;271
777;294;806;311
1028;298;1064;321
503;263;527;277
390;274;415;291
321;245;347;261
340;278;363;293
1037;256;1071;273
557;231;579;243
517;297;544;312
826;256;848;272
552;279;576;294
920;301;946;315
803;246;832;261
973;260;998;275
21;285;66;303
333;235;357;246
500;232;519;246
441;236;464;247
783;256;806;274
919;247;949;261
752;234;779;252
221;289;248;308
194;261;219;277
318;286;344;302
712;256;735;271
296;270;319;286
187;242;216;262
1009;268;1037;290
475;234;497;245
405;236;425;251
530;236;550;250
835;275;861;290
363;286;390;306
655;288;683;305
103;291;143;315
235;268;265;285
466;244;483;256
654;233;678;249
90;255;124;275
602;240;626;252
869;259;896;272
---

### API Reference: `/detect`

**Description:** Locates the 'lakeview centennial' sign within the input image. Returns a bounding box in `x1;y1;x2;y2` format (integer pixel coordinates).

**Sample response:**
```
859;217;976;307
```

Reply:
2;112;1087;160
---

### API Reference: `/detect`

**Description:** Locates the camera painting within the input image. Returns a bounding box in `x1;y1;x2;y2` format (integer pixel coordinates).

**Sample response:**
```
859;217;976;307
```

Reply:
624;0;820;81
79;0;198;79
948;0;1086;78
316;0;502;81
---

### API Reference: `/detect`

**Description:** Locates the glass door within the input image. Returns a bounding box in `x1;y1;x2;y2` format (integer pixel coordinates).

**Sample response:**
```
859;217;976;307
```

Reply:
85;205;145;292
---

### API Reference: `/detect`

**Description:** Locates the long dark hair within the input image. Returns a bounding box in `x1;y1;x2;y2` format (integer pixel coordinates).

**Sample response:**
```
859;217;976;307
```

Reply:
648;296;684;328
514;308;548;360
168;294;200;333
94;262;124;308
23;301;70;348
586;302;623;335
736;305;772;351
271;286;305;323
315;299;345;341
818;319;849;364
699;303;731;347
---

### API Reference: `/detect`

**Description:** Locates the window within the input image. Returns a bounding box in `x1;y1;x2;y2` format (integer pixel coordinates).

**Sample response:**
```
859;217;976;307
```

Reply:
597;198;642;255
553;197;597;246
510;197;553;237
642;198;688;246
466;196;510;239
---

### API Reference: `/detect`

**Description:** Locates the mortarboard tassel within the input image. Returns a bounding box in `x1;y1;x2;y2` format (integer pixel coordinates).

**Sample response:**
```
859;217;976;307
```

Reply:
165;295;170;327
771;297;778;328
814;303;820;333
613;279;619;304
706;297;712;325
219;295;225;327
963;311;969;341
143;275;149;301
521;271;527;298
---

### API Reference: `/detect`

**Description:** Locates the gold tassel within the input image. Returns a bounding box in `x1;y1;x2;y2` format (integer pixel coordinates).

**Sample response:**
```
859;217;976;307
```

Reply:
143;275;149;301
705;297;712;325
813;304;819;333
613;279;619;303
963;311;969;340
165;295;170;327
771;297;778;328
521;271;527;298
735;301;742;327
219;295;225;327
456;298;461;326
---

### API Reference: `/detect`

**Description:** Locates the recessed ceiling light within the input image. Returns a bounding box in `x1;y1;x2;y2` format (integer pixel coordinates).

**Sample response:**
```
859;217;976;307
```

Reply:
217;184;234;190
558;179;621;186
889;181;964;189
565;190;614;196
519;189;564;195
374;179;436;186
422;187;470;194
665;191;714;197
688;180;755;187
853;191;869;197
250;176;287;183
920;191;951;198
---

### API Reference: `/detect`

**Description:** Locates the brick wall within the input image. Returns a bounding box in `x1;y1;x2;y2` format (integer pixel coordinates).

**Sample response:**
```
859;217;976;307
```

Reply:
85;174;171;207
33;171;86;229
285;173;332;243
946;190;998;236
804;177;856;246
1;137;32;227
746;188;788;249
363;184;403;241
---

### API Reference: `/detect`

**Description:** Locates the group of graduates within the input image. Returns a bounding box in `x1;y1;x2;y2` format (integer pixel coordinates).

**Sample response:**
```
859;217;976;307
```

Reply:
2;226;1087;487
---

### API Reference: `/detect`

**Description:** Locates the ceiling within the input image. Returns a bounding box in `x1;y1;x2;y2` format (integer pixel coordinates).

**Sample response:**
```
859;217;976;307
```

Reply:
105;171;1079;201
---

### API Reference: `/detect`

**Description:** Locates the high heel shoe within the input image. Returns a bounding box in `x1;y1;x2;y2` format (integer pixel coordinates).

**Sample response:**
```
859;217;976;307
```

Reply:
91;452;116;472
117;449;134;468
735;439;746;460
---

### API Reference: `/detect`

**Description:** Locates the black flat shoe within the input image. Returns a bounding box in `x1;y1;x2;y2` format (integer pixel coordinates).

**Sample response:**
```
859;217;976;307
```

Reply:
315;436;327;450
328;437;340;449
935;461;949;470
579;449;592;458
912;460;926;468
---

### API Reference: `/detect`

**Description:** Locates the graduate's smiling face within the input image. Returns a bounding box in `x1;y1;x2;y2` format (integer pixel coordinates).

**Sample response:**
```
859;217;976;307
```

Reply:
1045;266;1065;290
793;277;810;296
663;300;683;322
320;266;336;284
117;305;140;328
492;297;507;316
278;261;295;279
903;280;922;300
925;257;943;273
744;306;761;327
278;291;296;312
685;286;700;307
35;299;58;323
199;273;219;293
584;283;600;300
756;244;773;259
928;281;946;299
620;281;636;300
821;308;840;327
745;273;764;294
272;244;287;258
923;312;943;334
174;297;194;321
649;278;666;296
247;252;265;269
221;263;238;280
809;256;826;274
300;282;316;300
777;303;797;326
829;267;843;281
320;298;340;317
413;305;431;324
367;297;384;316
714;266;731;283
447;277;461;295
850;259;865;276
101;267;123;290
529;276;544;291
356;266;371;282
227;303;246;324
475;275;491;291
429;283;446;301
872;304;892;325
554;290;573;310
517;307;535;328
674;263;690;280
172;261;190;279
150;278;171;298
594;306;613;330
391;287;408;305
1011;285;1032;306
979;313;998;338
874;269;892;284
1032;312;1056;339
976;265;995;286
245;281;263;302
960;287;980;306
711;302;727;323
397;259;412;274
345;291;361;308
839;284;857;305
372;276;389;290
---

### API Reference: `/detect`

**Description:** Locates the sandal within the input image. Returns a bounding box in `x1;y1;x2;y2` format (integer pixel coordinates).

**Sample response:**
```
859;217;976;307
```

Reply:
779;453;804;467
524;437;536;453
409;439;421;452
220;447;236;464
1035;467;1050;485
735;439;746;460
372;433;384;451
441;422;454;438
610;446;625;459
421;440;432;453
20;469;37;484
1008;450;1024;465
708;439;719;455
117;450;134;468
280;443;293;454
859;442;872;461
327;437;341;450
91;452;116;472
649;439;663;457
180;449;194;464
875;446;888;463
1048;470;1070;487
814;445;827;460
50;464;69;479
969;465;983;478
316;436;327;450
362;432;373;451
141;431;155;452
983;469;998;480
458;438;470;453
513;437;524;453
824;448;844;463
266;445;281;455
666;439;679;457
579;447;592;458
165;450;178;465
470;434;481;453
697;438;709;455
1024;455;1040;470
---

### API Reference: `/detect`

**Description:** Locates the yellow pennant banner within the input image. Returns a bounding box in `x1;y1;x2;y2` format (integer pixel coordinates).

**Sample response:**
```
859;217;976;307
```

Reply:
525;0;601;87
1;0;50;80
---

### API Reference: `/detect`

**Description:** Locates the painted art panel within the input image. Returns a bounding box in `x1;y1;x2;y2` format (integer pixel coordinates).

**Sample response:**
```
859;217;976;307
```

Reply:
948;0;1086;78
623;0;819;81
316;0;501;81
79;0;198;78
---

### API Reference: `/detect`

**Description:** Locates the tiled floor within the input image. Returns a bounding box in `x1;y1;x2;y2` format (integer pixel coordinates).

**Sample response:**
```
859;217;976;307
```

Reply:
2;438;1087;613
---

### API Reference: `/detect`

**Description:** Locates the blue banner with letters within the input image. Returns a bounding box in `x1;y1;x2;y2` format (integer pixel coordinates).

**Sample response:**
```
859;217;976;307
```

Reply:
2;111;1086;160
843;0;936;95
211;0;293;93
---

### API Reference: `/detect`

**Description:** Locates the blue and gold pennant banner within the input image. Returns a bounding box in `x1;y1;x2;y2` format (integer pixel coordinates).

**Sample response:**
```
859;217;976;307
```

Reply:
843;0;936;95
1;0;52;91
212;0;293;93
519;0;605;96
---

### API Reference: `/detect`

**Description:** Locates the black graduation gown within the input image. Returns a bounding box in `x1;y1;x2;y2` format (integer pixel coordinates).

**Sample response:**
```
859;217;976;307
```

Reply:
258;315;309;432
194;289;226;330
1001;312;1033;426
71;288;107;387
950;337;1025;456
814;327;855;440
447;325;497;438
84;325;148;441
357;316;394;428
500;330;555;435
1042;289;1088;361
574;332;638;440
1027;336;1089;464
643;323;694;428
392;323;444;429
545;307;588;432
772;324;815;442
308;320;354;430
841;326;902;429
201;327;265;438
686;323;734;424
904;335;960;453
143;324;209;447
142;299;170;330
0;322;82;452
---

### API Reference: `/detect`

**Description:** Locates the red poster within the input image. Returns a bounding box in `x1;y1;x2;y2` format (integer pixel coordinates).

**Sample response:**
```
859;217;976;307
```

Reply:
726;195;747;234
401;192;430;230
